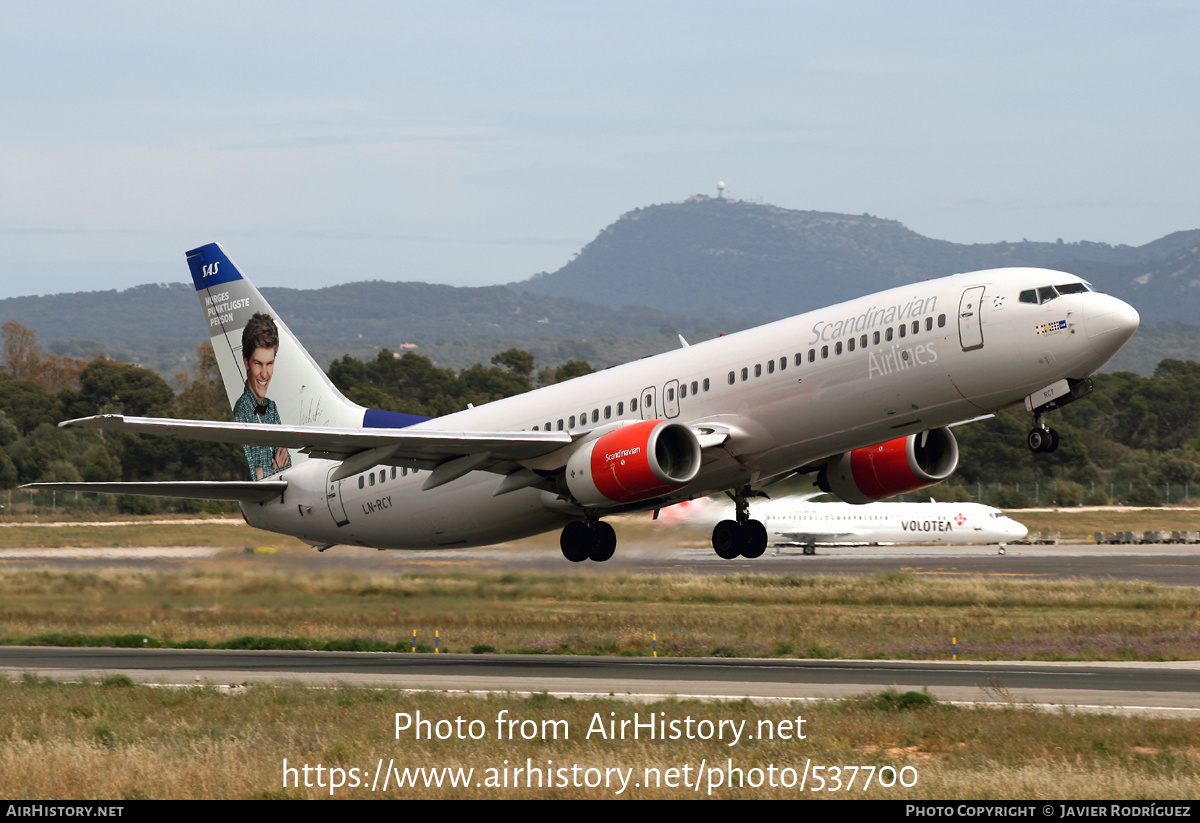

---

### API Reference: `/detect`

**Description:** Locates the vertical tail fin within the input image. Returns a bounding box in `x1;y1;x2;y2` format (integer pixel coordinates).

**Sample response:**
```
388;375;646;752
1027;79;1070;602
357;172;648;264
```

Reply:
186;242;366;433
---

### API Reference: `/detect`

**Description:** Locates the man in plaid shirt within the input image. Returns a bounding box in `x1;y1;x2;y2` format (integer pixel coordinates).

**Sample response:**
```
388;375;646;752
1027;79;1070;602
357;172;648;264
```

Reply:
233;312;292;480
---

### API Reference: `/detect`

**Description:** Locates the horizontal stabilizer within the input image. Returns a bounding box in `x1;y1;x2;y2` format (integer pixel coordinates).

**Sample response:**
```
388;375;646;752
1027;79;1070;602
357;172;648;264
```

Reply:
21;480;287;503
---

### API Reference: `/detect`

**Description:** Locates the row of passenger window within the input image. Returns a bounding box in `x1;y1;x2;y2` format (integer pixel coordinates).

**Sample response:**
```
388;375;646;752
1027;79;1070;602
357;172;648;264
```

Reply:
727;313;947;384
530;378;714;432
358;466;420;489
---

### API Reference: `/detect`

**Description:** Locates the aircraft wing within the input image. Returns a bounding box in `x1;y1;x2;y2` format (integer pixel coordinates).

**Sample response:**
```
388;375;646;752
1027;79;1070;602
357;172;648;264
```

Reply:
20;480;287;503
62;414;572;463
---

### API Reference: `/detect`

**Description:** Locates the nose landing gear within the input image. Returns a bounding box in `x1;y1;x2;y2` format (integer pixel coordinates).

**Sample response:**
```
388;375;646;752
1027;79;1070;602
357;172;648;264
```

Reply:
1027;413;1060;454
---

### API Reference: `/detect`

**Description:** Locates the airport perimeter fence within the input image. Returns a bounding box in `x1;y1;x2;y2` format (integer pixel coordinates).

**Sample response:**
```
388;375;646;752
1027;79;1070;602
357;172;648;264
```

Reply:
2;488;238;517
901;482;1194;508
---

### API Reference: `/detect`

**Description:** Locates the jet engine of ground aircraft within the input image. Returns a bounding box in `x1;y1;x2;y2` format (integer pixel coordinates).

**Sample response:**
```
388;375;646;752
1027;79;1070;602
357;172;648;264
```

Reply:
818;428;959;505
22;242;1139;565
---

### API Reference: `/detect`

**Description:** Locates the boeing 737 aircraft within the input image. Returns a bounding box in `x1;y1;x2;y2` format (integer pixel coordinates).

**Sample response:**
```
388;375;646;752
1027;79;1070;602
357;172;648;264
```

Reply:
25;243;1139;562
671;497;1028;554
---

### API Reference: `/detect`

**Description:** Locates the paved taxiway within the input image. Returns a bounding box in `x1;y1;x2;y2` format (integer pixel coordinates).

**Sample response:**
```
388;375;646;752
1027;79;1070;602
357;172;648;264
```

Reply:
2;647;1199;715
5;541;1200;586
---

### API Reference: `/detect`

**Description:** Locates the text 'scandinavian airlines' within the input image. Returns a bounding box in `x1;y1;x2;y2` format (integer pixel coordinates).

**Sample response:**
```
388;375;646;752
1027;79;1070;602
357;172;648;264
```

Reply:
672;497;1029;554
25;243;1138;562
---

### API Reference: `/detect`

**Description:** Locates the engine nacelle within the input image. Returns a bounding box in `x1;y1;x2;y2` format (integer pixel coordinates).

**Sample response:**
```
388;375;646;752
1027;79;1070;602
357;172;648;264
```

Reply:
564;419;702;507
821;427;959;504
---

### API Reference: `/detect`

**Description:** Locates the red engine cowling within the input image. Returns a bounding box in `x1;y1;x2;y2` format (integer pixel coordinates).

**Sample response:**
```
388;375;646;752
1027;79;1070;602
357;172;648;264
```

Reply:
564;420;702;507
820;428;959;504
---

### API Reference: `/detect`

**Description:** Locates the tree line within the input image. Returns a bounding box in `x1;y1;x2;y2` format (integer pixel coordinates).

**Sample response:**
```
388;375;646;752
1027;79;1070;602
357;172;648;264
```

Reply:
2;318;1197;510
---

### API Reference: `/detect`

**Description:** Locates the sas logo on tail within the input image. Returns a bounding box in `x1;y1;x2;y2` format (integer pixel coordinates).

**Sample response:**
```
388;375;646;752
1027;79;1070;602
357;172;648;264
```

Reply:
201;262;221;278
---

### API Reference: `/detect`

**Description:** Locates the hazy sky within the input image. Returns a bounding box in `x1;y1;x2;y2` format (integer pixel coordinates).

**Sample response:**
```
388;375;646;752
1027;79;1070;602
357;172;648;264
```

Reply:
1;1;1197;298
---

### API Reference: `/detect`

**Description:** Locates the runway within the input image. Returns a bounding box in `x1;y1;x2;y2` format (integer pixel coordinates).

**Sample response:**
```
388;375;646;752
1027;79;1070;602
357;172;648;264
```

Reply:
5;540;1200;586
3;646;1199;715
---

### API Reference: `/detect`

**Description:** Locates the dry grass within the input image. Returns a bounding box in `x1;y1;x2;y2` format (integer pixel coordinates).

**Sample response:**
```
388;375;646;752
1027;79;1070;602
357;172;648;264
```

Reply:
0;567;1198;660
0;678;1198;799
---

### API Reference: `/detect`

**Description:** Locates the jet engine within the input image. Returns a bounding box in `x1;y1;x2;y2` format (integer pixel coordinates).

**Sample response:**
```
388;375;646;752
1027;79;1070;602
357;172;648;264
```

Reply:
564;419;702;507
819;427;959;504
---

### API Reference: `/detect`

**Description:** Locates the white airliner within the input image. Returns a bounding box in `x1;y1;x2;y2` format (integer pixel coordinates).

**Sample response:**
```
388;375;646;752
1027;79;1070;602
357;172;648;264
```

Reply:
25;243;1138;562
669;497;1029;553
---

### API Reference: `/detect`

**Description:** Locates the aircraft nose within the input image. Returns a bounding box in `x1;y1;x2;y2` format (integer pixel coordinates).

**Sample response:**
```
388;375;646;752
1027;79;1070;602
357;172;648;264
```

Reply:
1083;294;1139;361
1007;518;1028;540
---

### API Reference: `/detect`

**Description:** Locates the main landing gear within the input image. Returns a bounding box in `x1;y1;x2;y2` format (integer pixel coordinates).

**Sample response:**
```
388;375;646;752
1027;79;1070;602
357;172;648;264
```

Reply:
711;484;769;560
560;518;616;563
1027;413;1060;454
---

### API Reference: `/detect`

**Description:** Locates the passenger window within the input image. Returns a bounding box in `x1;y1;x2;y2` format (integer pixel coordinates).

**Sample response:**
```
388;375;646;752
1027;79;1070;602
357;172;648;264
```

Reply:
778;358;785;371
860;334;867;348
703;378;710;391
938;314;946;327
886;328;894;342
369;474;375;486
391;467;397;479
808;349;815;362
691;380;699;393
358;476;365;489
911;321;919;335
925;317;933;332
728;371;736;385
741;367;749;381
767;360;774;374
617;403;623;415
592;410;599;423
847;337;855;352
604;406;611;419
631;398;638;412
533;425;539;431
835;341;843;355
380;470;386;483
795;353;803;367
569;415;576;428
557;419;564;430
754;364;762;377
821;345;828;359
873;331;880;344
680;384;688;398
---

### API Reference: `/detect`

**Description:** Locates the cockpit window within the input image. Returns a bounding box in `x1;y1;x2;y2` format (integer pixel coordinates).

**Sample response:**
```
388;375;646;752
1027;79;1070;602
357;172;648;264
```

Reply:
1037;286;1059;303
1055;282;1090;295
1019;289;1038;304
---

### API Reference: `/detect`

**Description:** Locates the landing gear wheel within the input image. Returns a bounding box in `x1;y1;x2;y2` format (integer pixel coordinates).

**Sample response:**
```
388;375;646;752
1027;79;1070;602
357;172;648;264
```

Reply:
712;520;744;559
1027;428;1047;453
803;542;816;556
589;521;616;562
742;520;768;559
1045;427;1060;453
560;521;591;563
